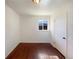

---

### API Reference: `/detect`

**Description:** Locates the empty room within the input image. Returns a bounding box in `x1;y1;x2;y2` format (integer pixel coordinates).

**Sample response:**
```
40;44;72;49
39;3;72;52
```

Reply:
5;0;73;59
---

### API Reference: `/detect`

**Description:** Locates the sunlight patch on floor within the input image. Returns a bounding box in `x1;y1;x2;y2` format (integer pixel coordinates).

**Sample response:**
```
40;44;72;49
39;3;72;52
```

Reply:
38;53;59;59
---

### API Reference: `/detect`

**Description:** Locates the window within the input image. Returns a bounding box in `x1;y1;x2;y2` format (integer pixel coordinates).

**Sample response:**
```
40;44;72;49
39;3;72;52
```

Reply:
38;20;48;30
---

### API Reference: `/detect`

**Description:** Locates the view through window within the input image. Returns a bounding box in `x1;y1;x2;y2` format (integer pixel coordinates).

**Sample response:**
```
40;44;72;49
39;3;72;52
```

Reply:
38;20;48;30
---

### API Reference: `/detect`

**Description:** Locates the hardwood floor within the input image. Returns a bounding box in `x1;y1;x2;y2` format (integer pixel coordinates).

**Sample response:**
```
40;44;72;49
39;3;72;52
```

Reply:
6;43;65;59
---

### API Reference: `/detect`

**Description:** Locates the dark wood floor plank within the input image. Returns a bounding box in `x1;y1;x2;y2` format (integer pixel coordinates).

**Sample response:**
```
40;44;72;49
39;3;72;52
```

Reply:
6;43;65;59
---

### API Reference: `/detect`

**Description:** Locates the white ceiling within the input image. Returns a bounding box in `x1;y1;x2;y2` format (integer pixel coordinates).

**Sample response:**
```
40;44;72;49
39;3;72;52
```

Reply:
6;0;72;15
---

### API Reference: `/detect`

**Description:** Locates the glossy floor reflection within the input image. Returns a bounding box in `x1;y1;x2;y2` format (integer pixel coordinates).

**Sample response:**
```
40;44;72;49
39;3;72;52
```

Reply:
38;53;59;59
6;43;65;59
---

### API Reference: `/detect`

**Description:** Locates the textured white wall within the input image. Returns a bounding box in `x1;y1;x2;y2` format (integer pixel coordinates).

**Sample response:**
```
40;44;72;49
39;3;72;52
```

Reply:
5;5;20;57
20;15;52;43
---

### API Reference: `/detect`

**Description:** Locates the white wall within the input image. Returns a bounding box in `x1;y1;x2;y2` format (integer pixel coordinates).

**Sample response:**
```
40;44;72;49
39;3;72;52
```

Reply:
20;15;52;43
50;10;67;56
67;3;73;59
50;15;56;46
5;5;20;57
50;3;73;59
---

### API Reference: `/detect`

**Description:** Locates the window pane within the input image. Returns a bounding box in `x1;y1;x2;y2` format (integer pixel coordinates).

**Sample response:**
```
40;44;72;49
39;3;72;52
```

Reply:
39;26;42;30
44;26;47;30
38;20;48;30
43;23;47;26
43;23;47;30
39;23;42;26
